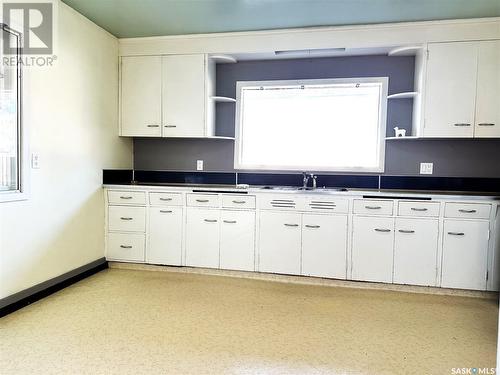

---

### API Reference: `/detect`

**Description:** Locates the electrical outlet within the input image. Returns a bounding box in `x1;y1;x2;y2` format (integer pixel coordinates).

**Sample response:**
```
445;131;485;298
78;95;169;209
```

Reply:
196;160;204;171
420;162;433;175
31;153;40;169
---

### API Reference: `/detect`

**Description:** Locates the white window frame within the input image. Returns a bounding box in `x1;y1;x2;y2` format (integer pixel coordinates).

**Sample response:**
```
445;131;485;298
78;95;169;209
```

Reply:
234;77;388;173
0;23;29;203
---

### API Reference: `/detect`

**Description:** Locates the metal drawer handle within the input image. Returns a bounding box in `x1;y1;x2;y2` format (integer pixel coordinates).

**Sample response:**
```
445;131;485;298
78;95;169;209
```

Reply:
159;197;172;201
454;123;471;127
410;207;428;211
147;124;159;128
164;125;177;128
458;209;477;213
204;219;217;223
305;225;321;229
448;232;465;236
398;229;415;234
196;199;210;203
120;217;133;221
120;245;132;249
232;200;246;204
160;210;172;213
374;228;391;232
223;220;237;224
120;196;133;200
365;206;382;210
284;223;299;227
478;123;495;127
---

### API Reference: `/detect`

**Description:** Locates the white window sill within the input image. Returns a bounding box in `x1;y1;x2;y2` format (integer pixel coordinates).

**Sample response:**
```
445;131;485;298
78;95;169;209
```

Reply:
0;191;30;203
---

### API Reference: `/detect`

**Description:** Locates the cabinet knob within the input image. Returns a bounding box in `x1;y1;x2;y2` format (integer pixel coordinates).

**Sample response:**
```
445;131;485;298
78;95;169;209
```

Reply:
374;228;391;232
232;200;246;204
365;206;382;210
305;224;321;229
453;123;471;127
164;125;177;128
147;124;159;128
448;232;465;236
223;220;237;224
159;197;172;201
458;209;477;213
120;217;133;221
478;123;495;127
160;210;172;213
284;223;299;227
119;196;133;200
398;229;415;234
204;219;217;223
120;245;133;249
196;199;209;203
410;207;427;212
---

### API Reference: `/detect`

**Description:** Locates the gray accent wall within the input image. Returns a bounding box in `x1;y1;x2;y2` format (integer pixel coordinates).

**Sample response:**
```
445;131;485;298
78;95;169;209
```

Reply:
134;55;500;178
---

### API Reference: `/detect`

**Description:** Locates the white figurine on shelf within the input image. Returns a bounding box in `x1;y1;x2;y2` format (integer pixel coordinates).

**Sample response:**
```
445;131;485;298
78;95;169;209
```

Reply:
394;127;406;137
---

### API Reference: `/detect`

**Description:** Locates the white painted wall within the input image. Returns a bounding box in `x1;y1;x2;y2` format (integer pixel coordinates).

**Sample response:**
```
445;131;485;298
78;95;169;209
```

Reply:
0;2;132;299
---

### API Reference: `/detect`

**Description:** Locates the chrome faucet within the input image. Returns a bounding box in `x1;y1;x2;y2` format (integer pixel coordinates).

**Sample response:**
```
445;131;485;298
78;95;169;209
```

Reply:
311;173;317;189
302;172;310;189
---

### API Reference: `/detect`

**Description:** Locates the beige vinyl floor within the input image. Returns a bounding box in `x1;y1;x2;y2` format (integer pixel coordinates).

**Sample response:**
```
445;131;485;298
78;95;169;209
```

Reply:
0;268;498;375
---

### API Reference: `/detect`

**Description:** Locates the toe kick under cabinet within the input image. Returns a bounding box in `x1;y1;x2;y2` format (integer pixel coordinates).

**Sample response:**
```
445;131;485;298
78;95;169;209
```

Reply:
105;188;500;292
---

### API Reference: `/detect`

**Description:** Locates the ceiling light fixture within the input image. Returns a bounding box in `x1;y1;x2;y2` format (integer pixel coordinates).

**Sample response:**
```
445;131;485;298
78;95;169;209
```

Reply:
274;47;347;56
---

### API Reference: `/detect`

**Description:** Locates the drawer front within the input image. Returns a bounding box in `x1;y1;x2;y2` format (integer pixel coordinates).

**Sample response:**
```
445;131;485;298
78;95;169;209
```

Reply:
305;198;349;213
398;201;440;217
107;232;145;262
353;199;393;216
222;195;256;209
186;193;220;208
444;203;491;219
259;195;302;210
108;206;146;232
108;190;146;205
149;192;183;206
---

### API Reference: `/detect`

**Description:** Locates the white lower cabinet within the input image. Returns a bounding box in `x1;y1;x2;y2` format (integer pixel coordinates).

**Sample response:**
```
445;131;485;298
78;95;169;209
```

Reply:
185;208;220;268
393;218;439;286
301;214;348;279
441;220;490;290
220;210;256;272
147;207;183;265
352;216;395;283
259;211;302;275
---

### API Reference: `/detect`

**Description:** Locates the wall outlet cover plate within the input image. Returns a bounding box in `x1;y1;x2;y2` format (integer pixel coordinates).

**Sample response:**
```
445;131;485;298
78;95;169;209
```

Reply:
196;160;204;171
420;162;433;175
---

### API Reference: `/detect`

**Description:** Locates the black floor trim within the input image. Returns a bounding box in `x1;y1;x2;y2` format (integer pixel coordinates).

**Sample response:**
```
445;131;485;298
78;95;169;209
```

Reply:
0;258;108;318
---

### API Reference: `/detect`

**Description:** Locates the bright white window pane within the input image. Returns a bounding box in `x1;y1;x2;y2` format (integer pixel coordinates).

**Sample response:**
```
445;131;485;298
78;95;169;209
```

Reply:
236;79;387;172
0;28;20;191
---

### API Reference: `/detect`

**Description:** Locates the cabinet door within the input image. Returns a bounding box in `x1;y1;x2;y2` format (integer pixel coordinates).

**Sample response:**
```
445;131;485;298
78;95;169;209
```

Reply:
220;210;255;271
424;42;478;137
441;220;489;290
147;207;183;266
259;211;302;275
352;216;395;283
394;218;438;286
120;56;162;136
185;208;220;268
475;40;500;138
162;54;207;137
302;214;348;279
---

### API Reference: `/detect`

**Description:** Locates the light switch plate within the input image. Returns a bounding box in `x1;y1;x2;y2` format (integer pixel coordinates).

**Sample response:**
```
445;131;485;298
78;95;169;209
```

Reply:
420;162;433;175
31;153;40;169
196;160;204;171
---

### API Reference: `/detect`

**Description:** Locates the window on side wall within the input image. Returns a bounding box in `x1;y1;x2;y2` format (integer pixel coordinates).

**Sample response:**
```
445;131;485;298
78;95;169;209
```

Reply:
0;24;23;200
234;77;388;172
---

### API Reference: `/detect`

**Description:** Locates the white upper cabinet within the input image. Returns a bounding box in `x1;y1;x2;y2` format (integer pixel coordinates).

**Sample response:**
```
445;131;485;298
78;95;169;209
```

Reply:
120;54;215;138
162;54;214;137
120;56;162;137
423;42;478;138
475;40;500;138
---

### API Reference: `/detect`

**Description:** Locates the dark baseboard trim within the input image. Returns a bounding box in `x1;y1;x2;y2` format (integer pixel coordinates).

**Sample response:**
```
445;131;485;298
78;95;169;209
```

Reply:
0;257;108;317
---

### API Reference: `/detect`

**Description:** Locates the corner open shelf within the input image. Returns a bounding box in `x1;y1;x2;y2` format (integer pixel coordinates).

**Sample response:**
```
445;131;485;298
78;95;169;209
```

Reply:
387;91;418;99
211;96;236;103
210;54;238;64
388;45;423;56
385;136;420;140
